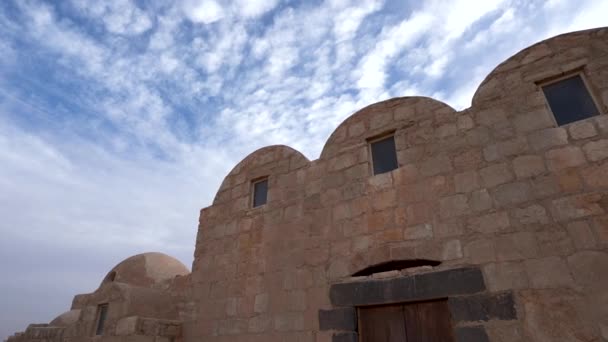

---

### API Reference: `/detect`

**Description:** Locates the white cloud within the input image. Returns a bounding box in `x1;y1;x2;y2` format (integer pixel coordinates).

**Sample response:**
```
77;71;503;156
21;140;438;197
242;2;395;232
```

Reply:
183;0;224;24
70;0;153;35
233;0;279;18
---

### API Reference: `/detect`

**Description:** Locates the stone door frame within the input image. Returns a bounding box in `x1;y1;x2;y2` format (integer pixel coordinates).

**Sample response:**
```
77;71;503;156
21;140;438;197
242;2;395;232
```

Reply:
318;267;517;342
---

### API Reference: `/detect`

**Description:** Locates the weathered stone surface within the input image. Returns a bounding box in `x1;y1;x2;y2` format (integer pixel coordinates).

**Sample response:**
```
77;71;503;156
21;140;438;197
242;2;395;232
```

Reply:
483;262;528;292
546;146;586;171
525;256;575;288
512;204;549;225
551;193;605;221
567;251;608;288
529;127;568;151
581;161;608;188
468;211;510;234
583;139;608;161
496;232;538;261
449;292;517;322
480;163;514;188
569;120;598;139
493;181;532;207
521;289;596;342
464;239;495;264
566;221;597;249
512;155;546;178
454;170;480;193
439;194;470;218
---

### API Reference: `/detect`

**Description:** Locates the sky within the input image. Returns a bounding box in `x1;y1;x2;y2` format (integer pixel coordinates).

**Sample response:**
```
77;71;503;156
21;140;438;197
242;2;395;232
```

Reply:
0;0;606;339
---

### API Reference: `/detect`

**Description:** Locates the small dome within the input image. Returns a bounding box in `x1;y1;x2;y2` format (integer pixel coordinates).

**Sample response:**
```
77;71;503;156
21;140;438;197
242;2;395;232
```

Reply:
101;252;189;288
49;309;80;326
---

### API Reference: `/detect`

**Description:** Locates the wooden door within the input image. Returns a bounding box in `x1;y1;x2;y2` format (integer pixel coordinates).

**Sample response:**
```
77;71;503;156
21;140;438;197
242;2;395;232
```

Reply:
359;300;454;342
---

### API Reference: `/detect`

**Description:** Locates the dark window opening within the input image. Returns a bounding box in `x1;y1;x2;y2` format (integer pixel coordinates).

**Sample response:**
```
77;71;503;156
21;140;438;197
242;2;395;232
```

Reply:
252;178;268;208
352;259;441;277
95;304;108;336
370;135;398;175
542;74;600;126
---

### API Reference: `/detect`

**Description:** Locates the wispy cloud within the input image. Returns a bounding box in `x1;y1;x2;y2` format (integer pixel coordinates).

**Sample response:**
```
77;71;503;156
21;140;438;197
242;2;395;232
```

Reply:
0;0;606;339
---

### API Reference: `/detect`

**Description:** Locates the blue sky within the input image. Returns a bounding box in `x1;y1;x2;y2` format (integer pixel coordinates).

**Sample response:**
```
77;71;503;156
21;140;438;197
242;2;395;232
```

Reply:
0;0;606;338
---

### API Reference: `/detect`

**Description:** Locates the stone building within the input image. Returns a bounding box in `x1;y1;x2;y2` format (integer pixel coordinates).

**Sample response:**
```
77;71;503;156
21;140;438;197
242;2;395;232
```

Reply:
6;27;608;342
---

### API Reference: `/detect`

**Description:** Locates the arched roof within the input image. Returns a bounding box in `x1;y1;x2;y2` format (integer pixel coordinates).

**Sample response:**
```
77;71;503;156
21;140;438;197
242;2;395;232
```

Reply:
100;252;189;288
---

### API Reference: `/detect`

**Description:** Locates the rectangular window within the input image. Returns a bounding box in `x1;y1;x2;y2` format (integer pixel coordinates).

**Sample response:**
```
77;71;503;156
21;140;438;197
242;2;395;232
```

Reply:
541;74;600;126
252;178;268;208
370;135;398;175
95;304;108;336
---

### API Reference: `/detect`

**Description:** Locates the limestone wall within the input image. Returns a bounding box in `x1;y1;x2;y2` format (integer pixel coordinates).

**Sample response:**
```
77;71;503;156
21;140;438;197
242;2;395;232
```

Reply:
190;27;608;342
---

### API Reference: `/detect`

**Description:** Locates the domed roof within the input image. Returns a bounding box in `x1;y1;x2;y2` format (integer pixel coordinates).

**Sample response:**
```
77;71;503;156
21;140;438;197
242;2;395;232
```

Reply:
101;252;189;288
49;309;80;326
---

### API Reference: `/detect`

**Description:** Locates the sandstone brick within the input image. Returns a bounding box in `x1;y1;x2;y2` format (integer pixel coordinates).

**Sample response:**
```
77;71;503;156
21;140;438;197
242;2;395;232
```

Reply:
536;229;574;257
464;239;495;263
567;251;608;288
582;139;608;161
525;257;575;288
596;114;608;133
483;144;500;162
545;146;586;171
512;204;549;225
352;235;371;252
457;115;474;130
568;120;598;139
469;189;493;212
581;161;608;188
477;108;508;126
420;154;452;176
404;223;433;240
454;149;483;170
520;289;595;341
454;170;480;193
436;123;457;138
592;215;608;245
551;193;605;221
370;112;393;130
439;194;469;218
397;146;424;164
529;127;568;151
392;164;418;185
566;221;597;249
497;136;529;157
441;239;463;260
395;202;433;226
367;172;393;191
557;169;583;192
468;211;510;234
348;122;365;137
434;221;465;238
480;163;514;188
492;181;532;207
512;155;545;178
485;321;524;342
495;232;538;261
483;262;529;291
371;190;396;211
513;110;554;133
